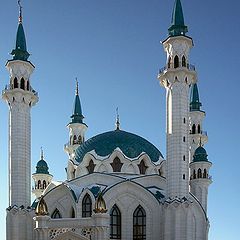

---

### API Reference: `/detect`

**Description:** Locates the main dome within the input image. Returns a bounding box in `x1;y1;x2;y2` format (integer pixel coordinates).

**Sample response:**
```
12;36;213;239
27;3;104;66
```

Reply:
75;129;163;163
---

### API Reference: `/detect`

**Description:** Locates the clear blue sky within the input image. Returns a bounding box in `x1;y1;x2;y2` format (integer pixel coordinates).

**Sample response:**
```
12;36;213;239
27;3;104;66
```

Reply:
0;1;239;239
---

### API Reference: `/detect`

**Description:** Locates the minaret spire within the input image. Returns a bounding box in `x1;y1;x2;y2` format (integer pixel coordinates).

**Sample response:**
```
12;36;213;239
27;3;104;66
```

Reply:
40;147;44;160
168;0;188;36
190;83;202;111
75;77;79;96
115;107;120;130
18;0;23;23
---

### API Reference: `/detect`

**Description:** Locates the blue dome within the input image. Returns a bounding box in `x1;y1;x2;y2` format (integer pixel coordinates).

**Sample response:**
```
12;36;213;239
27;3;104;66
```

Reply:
75;130;163;163
36;159;49;174
193;146;208;162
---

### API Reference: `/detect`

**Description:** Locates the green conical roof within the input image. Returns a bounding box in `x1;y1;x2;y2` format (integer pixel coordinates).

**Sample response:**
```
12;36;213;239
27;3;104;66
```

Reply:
193;146;208;162
70;82;85;124
190;83;202;111
11;20;30;61
168;0;188;37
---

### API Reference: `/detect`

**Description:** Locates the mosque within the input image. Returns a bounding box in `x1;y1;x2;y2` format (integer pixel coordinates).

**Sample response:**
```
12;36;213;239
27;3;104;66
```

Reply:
3;0;212;239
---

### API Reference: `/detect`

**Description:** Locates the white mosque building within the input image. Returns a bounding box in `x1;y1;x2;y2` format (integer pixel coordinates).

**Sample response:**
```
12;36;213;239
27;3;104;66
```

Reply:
3;0;212;240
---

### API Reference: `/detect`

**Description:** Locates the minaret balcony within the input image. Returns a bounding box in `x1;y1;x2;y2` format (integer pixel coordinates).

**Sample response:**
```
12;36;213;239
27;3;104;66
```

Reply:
3;84;38;97
158;63;196;75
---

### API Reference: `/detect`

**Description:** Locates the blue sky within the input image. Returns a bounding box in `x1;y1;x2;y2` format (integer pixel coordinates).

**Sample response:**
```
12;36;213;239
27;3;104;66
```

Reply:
0;0;239;239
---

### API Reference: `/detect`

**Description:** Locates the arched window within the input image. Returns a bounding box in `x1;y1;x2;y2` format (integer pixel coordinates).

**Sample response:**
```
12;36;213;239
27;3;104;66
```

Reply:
168;57;171;68
77;135;82;144
73;135;77;144
138;160;148;174
133;205;146;240
198;124;201;134
51;208;62;218
183;118;186;124
20;78;25;90
203;169;207;178
110;205;121;239
182;56;186;67
183;136;186;142
37;180;41;189
43;180;47;189
183;155;185;161
197;168;202;178
193;170;196;179
192;124;196;134
183;174;185;180
14;77;18;88
71;207;75;218
82;193;92;217
26;80;30;90
174;55;179;68
110;157;123;172
86;160;96;174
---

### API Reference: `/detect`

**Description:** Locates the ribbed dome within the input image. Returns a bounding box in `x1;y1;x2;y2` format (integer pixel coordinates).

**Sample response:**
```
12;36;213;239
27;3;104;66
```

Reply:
193;146;208;162
36;159;49;174
75;129;163;163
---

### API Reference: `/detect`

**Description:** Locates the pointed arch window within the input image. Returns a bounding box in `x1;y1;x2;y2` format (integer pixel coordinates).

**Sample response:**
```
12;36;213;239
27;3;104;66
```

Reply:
133;205;146;240
168;57;171;68
182;55;186;67
86;160;96;174
197;168;202;178
71;207;75;218
138;160;148;174
174;55;179;68
14;77;18;88
82;193;92;217
110;204;121;239
43;180;47;189
20;78;25;90
37;180;41;189
192;124;196;134
203;169;207;178
26;80;30;90
111;157;123;172
51;209;62;219
198;124;201;134
73;135;77;144
193;170;196;179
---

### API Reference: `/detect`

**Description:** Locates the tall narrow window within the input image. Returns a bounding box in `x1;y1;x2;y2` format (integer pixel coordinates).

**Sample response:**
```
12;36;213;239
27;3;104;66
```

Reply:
110;205;121;239
73;135;77;144
168;57;171;68
192;124;196;134
133;205;146;240
26;80;30;90
51;209;62;219
86;160;96;174
20;78;25;90
71;207;75;218
182;55;186;67
193;170;196;179
14;77;18;88
203;169;207;178
198;124;201;134
174;55;179;68
37;180;41;189
43;180;47;189
111;157;123;172
138;160;148;174
197;168;202;178
82;193;92;217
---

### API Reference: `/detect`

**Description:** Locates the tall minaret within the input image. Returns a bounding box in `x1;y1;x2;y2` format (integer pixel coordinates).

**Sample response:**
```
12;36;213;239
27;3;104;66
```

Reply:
158;0;197;199
189;83;208;160
64;80;87;179
2;5;38;207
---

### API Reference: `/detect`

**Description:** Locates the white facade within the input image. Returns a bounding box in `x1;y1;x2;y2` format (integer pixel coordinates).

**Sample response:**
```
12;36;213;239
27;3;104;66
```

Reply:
3;1;212;240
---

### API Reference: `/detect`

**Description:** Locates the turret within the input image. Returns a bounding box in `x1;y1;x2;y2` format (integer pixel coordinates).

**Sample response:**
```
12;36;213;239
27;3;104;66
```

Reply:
2;4;38;207
158;0;196;199
190;145;212;212
64;80;87;180
32;149;53;199
189;83;208;160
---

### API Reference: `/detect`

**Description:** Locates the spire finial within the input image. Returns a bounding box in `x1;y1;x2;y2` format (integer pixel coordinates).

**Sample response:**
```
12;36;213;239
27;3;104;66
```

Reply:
75;78;79;96
115;107;120;130
40;147;44;160
18;0;23;23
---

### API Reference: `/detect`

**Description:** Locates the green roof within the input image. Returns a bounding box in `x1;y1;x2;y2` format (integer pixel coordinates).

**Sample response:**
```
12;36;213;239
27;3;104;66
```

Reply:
168;0;188;37
11;22;30;61
193;146;208;162
190;83;202;111
75;129;163;163
70;94;85;124
36;159;49;174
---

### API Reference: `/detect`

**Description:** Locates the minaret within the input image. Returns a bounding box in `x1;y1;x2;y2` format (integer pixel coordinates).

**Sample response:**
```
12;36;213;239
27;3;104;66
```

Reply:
189;83;208;161
190;145;212;212
158;0;197;199
64;80;88;159
2;5;38;207
32;149;53;199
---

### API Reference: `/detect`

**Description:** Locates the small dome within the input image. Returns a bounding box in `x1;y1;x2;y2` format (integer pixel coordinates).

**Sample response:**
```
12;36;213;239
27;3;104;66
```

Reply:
75;129;163;163
193;146;208;162
36;159;49;174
